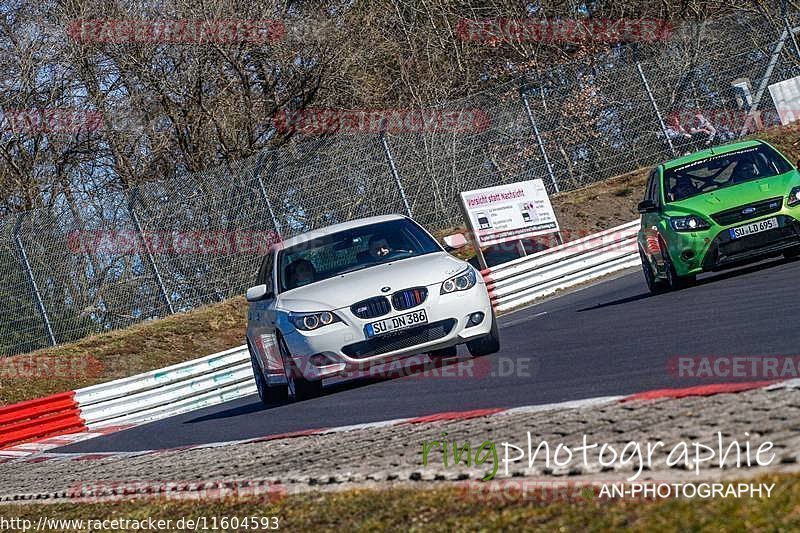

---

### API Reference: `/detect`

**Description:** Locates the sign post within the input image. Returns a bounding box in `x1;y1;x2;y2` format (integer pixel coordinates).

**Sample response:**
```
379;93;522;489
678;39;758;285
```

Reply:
459;179;561;270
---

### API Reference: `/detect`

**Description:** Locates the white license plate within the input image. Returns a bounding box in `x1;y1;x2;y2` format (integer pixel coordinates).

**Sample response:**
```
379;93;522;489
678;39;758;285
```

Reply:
365;309;428;338
729;217;777;239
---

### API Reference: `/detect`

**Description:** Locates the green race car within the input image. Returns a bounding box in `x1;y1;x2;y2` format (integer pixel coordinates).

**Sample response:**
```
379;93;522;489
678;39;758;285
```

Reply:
637;139;800;292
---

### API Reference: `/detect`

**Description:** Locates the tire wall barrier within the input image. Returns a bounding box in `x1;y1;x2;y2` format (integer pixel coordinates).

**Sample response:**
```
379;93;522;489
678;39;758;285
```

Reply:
0;392;85;448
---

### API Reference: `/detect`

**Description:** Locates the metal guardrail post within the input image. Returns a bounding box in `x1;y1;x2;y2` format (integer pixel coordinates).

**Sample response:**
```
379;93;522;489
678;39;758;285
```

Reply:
126;188;175;315
634;59;675;157
253;151;283;239
378;125;413;217
12;213;56;346
519;80;560;193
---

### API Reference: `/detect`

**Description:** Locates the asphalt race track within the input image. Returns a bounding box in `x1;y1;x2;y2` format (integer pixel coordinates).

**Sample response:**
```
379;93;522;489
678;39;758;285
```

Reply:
57;255;800;453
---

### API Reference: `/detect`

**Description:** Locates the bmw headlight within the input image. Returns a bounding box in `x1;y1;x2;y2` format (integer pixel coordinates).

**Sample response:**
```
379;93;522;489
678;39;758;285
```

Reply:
440;267;477;294
669;215;710;232
289;311;340;331
788;186;800;207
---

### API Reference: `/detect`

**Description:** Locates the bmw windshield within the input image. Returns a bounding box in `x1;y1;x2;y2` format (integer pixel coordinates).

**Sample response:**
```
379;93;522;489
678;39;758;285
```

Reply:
663;144;793;203
277;219;442;292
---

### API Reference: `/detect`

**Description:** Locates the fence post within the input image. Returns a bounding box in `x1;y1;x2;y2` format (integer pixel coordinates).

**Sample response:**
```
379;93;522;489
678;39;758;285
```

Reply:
635;58;675;157
781;0;800;61
126;187;175;314
739;27;790;136
519;78;560;193
253;151;283;239
13;213;56;346
378;126;413;217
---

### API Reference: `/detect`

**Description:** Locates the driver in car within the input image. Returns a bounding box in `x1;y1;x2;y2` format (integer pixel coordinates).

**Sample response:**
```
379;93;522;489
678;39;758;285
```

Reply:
670;174;697;201
286;259;316;289
734;156;761;183
367;235;392;259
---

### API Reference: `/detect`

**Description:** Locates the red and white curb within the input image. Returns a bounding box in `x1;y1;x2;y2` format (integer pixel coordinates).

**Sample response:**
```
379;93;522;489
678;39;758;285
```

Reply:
0;425;136;463
4;379;795;466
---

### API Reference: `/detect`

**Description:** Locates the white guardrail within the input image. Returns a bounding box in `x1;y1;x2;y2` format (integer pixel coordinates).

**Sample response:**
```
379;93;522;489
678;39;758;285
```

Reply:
74;345;254;429
482;220;642;312
67;220;641;429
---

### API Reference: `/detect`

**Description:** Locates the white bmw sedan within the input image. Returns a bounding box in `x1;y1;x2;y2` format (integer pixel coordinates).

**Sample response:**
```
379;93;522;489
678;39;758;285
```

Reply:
245;214;499;402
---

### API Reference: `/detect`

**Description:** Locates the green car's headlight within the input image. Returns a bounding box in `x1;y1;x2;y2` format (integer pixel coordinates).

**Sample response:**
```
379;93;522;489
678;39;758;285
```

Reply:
669;215;710;232
788;186;800;207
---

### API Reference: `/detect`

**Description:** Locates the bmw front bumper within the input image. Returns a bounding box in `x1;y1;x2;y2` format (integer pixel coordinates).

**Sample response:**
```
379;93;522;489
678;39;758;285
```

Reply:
280;281;494;381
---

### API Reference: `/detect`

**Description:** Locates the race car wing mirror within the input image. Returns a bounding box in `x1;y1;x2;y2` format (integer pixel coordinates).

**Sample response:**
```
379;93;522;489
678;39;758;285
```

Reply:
246;284;274;302
443;233;468;250
637;200;658;213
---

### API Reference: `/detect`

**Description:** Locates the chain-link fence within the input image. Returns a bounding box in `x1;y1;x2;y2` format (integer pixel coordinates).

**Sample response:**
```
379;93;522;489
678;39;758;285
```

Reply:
2;13;799;356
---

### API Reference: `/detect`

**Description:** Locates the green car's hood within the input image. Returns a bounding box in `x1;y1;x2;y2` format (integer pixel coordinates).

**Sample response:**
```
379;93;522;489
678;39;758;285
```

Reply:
665;170;800;218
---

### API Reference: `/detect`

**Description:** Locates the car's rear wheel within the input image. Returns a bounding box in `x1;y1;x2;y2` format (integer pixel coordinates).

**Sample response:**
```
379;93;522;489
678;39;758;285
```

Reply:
467;310;500;357
277;334;323;401
248;341;287;405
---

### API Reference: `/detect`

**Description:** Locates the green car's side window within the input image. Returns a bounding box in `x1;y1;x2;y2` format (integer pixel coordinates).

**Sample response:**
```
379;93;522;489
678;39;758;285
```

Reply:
645;169;660;208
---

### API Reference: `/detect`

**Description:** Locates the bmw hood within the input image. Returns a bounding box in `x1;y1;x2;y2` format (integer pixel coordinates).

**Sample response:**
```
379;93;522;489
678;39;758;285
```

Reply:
276;252;471;312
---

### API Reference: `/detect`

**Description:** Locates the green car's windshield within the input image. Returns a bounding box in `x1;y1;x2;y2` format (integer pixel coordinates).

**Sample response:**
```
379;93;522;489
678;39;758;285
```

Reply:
663;144;793;203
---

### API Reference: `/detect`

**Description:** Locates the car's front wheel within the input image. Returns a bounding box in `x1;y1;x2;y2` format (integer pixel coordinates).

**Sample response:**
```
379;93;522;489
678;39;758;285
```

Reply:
277;334;323;401
467;310;500;357
664;252;695;291
248;341;287;405
640;248;667;294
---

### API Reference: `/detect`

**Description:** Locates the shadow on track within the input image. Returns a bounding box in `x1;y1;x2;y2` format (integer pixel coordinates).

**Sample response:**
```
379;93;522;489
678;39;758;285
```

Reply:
578;255;799;312
184;352;480;424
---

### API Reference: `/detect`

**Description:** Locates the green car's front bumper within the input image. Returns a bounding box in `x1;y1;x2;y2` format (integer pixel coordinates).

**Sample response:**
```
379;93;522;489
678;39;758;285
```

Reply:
661;209;800;276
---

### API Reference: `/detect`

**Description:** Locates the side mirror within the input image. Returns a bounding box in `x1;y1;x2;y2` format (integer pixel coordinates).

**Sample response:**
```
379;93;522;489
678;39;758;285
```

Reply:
637;200;658;214
246;284;274;302
443;233;468;250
